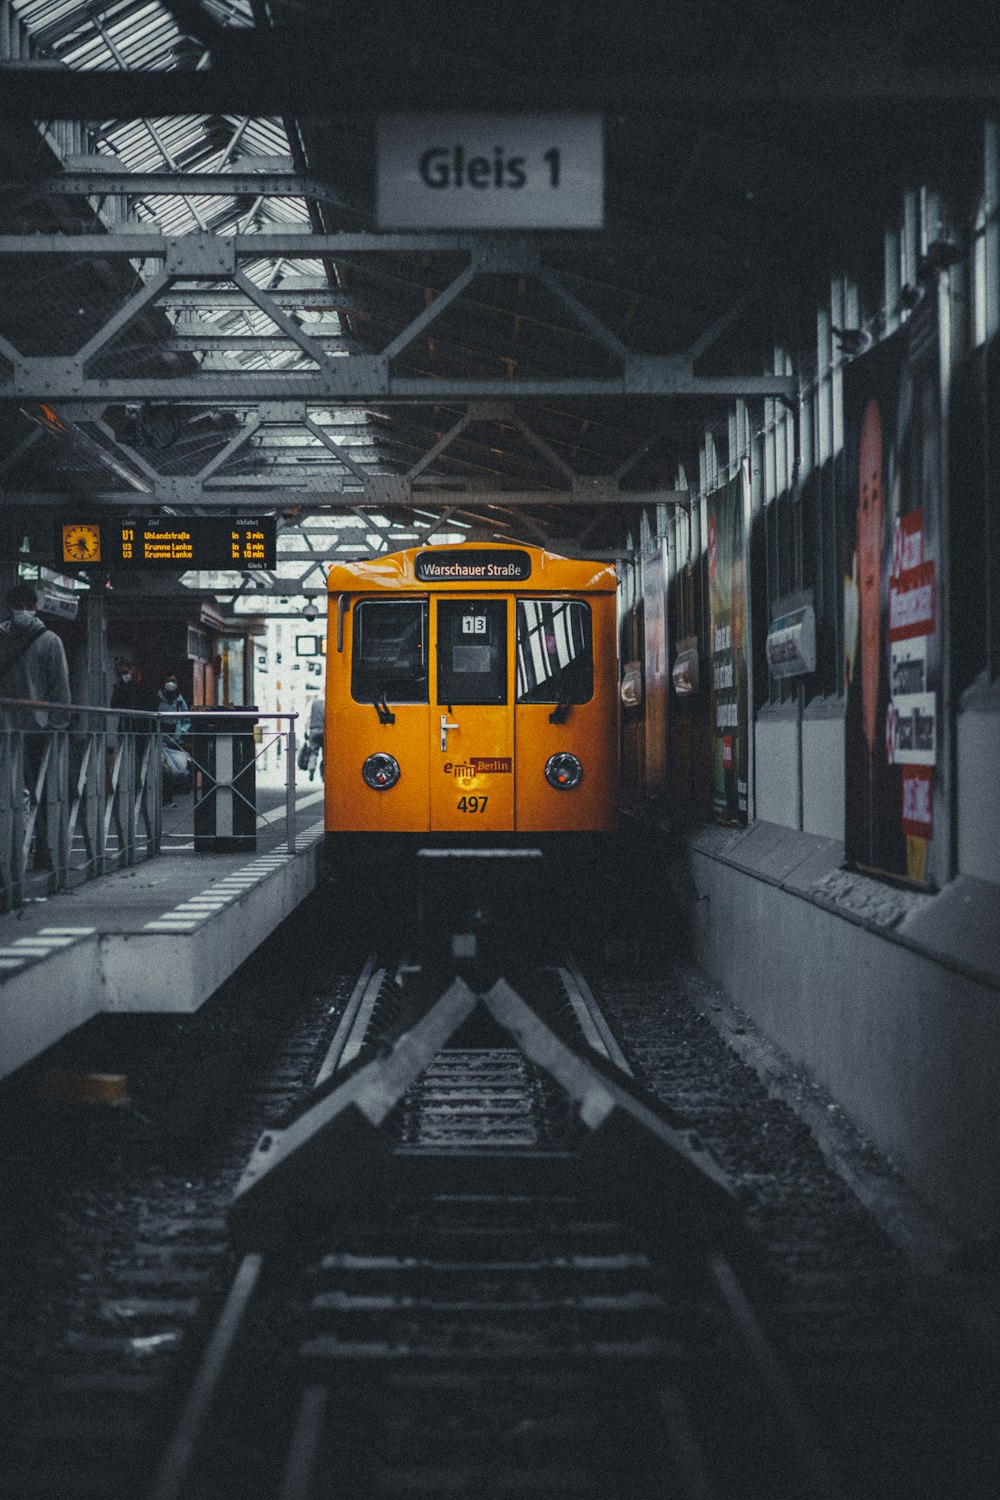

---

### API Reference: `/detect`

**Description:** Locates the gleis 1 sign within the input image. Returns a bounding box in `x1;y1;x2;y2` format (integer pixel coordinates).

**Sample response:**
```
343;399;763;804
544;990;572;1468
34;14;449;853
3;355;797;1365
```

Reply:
377;114;603;229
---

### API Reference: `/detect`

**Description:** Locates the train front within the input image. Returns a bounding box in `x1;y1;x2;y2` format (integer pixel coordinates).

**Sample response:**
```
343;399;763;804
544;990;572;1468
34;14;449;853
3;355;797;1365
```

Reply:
324;542;618;860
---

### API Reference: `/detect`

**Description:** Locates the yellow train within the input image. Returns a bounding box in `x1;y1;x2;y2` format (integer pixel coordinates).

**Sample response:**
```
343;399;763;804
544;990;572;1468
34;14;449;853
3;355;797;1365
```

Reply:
323;542;618;850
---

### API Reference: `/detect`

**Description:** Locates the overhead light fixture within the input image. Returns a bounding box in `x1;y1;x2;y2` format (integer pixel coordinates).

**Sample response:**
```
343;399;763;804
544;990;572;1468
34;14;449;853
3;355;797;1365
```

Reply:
918;237;963;281
831;326;872;358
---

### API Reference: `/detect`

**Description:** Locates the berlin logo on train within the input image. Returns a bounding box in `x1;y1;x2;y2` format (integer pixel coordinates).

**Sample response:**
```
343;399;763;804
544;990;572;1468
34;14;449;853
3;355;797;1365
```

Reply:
443;757;513;776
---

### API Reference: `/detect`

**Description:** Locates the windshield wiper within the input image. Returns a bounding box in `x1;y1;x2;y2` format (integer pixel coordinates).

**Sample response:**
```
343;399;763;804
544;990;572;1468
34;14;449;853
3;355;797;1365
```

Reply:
373;688;395;725
548;657;580;724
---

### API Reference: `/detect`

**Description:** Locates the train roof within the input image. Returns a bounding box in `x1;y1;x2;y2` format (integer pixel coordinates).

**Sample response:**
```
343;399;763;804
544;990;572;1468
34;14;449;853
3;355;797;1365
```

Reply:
326;542;617;594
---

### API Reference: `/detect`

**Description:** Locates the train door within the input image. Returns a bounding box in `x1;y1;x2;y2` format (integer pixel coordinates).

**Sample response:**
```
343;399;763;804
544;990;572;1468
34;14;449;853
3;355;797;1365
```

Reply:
329;595;431;832
430;597;514;831
513;594;617;831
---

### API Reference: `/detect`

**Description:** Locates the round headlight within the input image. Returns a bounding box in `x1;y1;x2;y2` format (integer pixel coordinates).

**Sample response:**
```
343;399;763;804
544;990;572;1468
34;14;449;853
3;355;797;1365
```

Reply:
544;752;583;790
362;752;400;790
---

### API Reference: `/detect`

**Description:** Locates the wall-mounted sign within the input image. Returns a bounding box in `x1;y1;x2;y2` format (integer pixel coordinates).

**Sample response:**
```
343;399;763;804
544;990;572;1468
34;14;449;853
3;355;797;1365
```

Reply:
841;300;943;888
377;114;603;230
707;470;749;824
57;517;276;571
620;659;643;708
672;636;700;696
766;604;816;679
414;549;532;583
295;635;326;657
37;586;79;620
187;625;211;663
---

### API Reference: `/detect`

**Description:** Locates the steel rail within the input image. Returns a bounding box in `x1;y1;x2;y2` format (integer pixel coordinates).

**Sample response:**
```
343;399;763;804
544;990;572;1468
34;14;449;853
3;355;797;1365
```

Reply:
142;961;845;1498
558;955;634;1074
709;1252;845;1500
278;1384;329;1500
147;1251;264;1500
313;954;386;1086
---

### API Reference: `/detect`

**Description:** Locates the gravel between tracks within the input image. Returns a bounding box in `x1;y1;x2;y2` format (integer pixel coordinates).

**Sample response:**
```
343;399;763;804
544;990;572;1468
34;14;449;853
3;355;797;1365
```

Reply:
0;893;360;1500
590;954;1000;1500
1;912;997;1500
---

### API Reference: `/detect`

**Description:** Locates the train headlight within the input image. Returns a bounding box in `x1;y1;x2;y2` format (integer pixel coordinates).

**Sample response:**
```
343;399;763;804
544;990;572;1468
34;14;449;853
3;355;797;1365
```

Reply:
362;752;400;790
544;752;583;790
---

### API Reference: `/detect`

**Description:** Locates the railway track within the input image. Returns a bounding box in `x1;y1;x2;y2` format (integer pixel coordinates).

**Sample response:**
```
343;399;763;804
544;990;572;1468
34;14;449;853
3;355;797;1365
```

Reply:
145;953;842;1500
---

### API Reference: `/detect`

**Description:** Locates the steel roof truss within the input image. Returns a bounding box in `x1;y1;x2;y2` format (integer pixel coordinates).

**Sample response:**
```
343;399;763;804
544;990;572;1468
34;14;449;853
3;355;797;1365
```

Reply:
534;264;630;363
0;232;793;399
93;417;163;486
0;425;42;478
404;412;471;481
0;170;361;212
509;414;578;484
232;269;334;371
302;415;372;482
194;412;261;480
380;262;477;364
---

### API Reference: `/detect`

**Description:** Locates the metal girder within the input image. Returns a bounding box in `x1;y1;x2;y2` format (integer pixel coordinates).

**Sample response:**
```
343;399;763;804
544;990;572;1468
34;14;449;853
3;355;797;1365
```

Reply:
0;231;794;398
0;171;360;208
158;287;370;312
0;231;540;260
0;480;688;509
2;362;792;400
1;49;999;118
146;333;349;352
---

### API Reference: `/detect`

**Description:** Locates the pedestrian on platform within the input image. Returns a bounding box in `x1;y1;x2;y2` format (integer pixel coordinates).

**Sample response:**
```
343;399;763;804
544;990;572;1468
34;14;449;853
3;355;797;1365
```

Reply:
0;582;71;871
111;659;157;733
157;673;191;807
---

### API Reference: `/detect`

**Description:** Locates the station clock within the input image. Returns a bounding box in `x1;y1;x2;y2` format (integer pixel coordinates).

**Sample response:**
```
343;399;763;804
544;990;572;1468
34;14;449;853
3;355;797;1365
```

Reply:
62;523;101;564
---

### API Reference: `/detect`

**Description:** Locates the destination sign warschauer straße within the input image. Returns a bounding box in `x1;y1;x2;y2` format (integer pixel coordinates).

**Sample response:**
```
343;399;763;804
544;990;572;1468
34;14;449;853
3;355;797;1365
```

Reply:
58;518;277;571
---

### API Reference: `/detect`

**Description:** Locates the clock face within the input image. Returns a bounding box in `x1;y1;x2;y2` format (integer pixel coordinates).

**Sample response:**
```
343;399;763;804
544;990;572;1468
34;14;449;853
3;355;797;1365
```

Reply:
63;523;101;563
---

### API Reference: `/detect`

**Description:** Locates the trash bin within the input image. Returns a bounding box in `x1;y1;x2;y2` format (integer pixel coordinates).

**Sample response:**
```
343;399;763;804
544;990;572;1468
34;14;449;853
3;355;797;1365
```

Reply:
192;709;258;853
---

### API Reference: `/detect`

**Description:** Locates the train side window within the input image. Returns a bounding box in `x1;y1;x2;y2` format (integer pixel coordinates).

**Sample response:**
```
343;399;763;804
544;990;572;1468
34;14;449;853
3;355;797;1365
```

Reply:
436;599;508;705
516;599;593;703
352;600;428;703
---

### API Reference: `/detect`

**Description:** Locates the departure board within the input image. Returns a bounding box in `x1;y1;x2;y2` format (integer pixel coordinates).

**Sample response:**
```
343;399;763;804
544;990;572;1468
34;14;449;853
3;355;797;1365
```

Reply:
58;517;276;571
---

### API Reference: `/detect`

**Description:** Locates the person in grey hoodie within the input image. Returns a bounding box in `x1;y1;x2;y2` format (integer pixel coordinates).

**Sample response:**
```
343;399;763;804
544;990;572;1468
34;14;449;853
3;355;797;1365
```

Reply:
0;582;71;870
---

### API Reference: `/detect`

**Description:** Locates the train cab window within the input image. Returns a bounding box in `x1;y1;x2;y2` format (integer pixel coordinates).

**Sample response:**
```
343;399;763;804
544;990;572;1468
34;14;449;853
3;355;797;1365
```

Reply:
516;599;593;703
352;600;428;703
436;600;508;705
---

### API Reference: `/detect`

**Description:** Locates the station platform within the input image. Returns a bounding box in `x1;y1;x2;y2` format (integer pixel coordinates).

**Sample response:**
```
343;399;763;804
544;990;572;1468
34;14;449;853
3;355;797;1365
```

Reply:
0;784;327;1083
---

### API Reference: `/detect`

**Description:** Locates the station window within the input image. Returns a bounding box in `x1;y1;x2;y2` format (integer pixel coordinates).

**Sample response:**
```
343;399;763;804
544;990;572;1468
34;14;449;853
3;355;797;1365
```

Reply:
352;600;427;704
436;599;507;705
516;599;594;704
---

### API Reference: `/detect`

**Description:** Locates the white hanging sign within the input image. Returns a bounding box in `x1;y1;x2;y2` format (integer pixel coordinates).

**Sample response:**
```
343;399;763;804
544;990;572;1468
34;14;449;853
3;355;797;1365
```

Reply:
377;114;604;230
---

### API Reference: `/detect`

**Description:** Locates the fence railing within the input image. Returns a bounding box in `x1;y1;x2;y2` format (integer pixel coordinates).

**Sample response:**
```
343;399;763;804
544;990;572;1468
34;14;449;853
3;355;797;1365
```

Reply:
0;700;298;914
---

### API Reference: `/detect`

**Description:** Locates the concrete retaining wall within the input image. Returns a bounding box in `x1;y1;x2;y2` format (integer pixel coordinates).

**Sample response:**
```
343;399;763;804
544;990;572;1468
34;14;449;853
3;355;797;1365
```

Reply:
0;837;323;1080
683;822;1000;1238
99;843;322;1013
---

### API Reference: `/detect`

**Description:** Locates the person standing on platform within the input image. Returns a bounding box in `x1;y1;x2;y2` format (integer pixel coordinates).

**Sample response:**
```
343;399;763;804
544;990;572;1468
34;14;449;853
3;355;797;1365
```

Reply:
111;659;159;803
111;659;158;733
307;693;325;779
0;582;71;870
157;672;191;808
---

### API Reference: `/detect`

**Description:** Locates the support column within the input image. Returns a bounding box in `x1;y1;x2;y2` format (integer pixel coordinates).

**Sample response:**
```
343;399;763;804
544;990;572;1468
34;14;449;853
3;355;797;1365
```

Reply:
81;588;108;715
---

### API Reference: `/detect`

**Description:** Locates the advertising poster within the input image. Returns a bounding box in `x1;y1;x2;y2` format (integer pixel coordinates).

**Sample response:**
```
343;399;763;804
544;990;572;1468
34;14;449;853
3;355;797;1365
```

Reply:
842;300;942;885
641;541;669;796
707;469;748;823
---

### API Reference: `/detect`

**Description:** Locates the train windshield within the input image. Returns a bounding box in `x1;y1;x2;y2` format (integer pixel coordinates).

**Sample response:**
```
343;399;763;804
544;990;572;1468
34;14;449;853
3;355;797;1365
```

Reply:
352;600;428;703
436;599;508;705
516;599;593;703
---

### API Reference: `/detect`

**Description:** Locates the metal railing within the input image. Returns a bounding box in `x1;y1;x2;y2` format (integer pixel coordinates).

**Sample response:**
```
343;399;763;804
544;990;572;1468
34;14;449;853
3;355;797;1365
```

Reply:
0;699;298;914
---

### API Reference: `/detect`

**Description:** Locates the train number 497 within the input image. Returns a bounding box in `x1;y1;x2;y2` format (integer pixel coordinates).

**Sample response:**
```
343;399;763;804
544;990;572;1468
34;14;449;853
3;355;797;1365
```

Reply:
457;796;488;813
